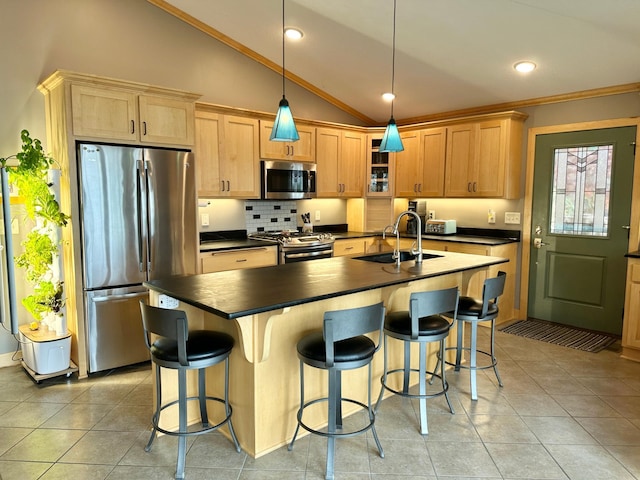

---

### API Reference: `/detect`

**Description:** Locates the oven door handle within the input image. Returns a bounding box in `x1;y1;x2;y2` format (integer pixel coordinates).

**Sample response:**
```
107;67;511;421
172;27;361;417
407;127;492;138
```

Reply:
285;250;332;259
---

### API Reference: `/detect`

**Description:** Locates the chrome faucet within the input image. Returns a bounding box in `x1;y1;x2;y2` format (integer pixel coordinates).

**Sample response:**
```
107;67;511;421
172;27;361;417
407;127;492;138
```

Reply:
393;210;423;266
382;224;394;240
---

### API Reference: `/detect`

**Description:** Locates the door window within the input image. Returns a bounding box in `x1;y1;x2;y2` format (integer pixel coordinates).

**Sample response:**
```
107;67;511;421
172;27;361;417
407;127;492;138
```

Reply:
550;144;613;237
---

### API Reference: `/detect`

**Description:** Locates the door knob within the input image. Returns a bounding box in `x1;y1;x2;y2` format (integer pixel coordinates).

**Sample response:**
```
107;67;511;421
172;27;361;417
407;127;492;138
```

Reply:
533;238;549;248
622;225;631;230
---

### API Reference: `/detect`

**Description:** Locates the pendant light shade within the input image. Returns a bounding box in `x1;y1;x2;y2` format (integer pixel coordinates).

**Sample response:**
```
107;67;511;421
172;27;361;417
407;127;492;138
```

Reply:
270;0;300;142
379;0;404;153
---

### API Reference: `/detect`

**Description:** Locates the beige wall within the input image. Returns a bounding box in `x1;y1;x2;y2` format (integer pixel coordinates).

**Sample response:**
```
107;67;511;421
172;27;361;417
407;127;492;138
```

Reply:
1;0;639;357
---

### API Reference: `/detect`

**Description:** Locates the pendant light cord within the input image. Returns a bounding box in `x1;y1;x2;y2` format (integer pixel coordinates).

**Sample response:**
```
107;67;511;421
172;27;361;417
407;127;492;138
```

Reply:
281;0;286;97
390;0;397;117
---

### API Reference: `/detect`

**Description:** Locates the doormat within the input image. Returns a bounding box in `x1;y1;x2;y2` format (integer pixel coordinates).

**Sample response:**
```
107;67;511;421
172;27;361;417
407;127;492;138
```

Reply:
499;319;618;353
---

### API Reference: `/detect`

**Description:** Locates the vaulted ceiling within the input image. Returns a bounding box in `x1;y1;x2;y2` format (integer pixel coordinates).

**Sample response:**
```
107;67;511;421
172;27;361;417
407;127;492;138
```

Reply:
152;0;640;125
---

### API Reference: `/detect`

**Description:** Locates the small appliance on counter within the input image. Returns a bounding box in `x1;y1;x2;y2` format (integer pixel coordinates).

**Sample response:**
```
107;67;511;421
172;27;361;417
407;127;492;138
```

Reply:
425;219;457;235
406;200;426;235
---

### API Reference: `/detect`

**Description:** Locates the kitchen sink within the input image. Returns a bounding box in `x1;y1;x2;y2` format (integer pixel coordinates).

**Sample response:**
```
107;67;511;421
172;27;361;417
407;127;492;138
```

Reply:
352;251;442;264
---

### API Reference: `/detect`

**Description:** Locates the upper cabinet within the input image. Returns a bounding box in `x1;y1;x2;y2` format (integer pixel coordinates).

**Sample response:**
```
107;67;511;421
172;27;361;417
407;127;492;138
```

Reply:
316;127;365;197
66;79;197;147
366;135;394;197
195;110;260;198
393;127;447;198
444;114;525;199
259;120;316;162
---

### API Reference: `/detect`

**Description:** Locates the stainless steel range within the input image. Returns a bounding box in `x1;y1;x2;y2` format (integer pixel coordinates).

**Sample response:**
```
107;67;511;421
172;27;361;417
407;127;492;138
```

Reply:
249;231;334;263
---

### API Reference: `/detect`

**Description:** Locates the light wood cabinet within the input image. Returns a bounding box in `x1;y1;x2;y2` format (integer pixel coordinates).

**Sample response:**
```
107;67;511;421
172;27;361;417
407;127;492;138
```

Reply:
316;127;365;197
622;259;640;362
366;135;394;197
333;237;377;257
71;84;195;146
259;120;315;162
200;246;277;273
394;127;446;198
195;111;260;198
444;115;524;199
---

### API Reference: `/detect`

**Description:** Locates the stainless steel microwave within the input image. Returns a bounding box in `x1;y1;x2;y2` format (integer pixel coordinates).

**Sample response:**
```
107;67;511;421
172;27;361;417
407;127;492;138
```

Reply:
261;160;317;199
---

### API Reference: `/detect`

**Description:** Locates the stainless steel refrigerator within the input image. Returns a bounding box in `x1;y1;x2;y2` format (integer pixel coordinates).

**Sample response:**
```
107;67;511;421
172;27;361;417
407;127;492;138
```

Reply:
78;143;197;373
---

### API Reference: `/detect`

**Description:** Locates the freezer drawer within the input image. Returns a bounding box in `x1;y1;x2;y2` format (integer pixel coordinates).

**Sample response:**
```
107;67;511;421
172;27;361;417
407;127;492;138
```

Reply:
85;287;151;373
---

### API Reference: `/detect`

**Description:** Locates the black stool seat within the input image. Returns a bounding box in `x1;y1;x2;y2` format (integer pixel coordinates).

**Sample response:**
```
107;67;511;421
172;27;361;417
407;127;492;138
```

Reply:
140;302;240;480
376;287;459;435
289;302;386;480
456;296;498;318
385;311;451;337
151;331;233;364
297;332;376;366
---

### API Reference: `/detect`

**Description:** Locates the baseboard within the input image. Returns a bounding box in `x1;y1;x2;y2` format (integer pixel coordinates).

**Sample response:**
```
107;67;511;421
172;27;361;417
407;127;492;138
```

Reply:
0;351;21;369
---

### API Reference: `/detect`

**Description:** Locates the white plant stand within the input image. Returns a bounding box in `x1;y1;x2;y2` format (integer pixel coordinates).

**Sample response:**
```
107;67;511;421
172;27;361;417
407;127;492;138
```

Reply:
18;324;78;383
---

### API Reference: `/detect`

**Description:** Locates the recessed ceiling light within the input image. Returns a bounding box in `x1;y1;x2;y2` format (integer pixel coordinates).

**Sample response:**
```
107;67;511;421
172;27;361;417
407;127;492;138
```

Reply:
514;61;537;73
284;27;303;40
382;92;395;102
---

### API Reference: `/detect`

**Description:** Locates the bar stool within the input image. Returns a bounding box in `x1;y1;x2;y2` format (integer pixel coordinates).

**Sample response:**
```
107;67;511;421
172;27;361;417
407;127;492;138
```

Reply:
375;287;459;435
288;302;386;480
443;271;506;401
140;302;241;480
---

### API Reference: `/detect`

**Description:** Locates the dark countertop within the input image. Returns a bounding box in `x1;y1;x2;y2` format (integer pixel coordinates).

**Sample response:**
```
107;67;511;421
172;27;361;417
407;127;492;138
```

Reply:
626;251;640;258
145;251;507;319
199;229;519;252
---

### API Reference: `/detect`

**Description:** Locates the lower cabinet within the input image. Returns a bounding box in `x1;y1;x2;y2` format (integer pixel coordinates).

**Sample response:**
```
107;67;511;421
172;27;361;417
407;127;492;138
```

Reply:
333;238;377;257
622;259;640;362
200;246;278;273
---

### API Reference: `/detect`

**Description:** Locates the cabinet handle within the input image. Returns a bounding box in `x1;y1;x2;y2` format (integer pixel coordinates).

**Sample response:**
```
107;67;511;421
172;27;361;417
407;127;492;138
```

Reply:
221;180;226;192
473;182;477;192
345;246;354;251
467;182;472;192
290;145;294;156
419;183;422;193
235;259;248;263
143;121;147;136
131;120;135;134
227;180;230;191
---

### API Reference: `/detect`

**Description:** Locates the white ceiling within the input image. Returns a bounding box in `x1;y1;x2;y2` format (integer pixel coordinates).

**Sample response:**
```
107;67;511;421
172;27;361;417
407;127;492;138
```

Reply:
159;0;640;124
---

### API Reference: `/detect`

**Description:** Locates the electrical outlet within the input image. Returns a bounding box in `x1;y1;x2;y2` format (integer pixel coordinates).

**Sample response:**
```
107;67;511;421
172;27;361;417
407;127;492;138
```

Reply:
428;210;436;220
315;210;321;221
158;294;179;309
504;212;521;224
200;213;210;227
487;209;496;224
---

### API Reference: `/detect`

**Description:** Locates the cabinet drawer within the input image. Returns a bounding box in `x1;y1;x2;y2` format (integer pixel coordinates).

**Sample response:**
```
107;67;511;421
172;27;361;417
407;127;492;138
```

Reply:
334;239;368;256
200;246;277;273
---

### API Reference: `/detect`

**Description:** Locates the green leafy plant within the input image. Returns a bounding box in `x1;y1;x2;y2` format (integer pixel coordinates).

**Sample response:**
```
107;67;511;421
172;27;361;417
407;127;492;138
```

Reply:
0;130;69;322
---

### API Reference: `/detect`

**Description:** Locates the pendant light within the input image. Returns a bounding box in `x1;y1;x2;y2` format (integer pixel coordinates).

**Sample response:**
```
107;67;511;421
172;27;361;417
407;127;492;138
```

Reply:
379;0;404;153
270;0;300;142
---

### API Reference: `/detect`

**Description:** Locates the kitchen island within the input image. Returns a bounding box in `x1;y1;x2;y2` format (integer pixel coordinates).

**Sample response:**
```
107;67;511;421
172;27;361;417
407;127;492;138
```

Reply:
144;250;508;457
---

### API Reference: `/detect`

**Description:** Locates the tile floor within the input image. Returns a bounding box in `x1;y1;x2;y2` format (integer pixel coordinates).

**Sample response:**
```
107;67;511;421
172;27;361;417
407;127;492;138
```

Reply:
1;327;640;479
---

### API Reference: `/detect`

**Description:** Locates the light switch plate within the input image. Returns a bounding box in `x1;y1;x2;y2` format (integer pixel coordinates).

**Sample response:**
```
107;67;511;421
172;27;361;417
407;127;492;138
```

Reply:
504;212;521;224
200;213;210;227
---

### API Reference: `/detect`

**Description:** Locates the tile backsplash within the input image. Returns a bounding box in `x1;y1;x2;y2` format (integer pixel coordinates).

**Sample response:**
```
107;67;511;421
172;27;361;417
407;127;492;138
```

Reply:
245;200;298;233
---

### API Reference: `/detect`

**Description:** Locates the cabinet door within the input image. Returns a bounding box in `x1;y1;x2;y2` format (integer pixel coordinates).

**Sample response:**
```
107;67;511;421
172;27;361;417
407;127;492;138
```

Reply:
444;123;476;197
316;127;341;196
475;120;506;197
340;131;365;197
334;238;367;257
194;112;222;196
367;135;393;197
200;247;277;273
259;121;315;161
220;116;260;198
394;131;421;197
71;85;138;141
138;95;195;146
420;127;446;197
622;261;640;351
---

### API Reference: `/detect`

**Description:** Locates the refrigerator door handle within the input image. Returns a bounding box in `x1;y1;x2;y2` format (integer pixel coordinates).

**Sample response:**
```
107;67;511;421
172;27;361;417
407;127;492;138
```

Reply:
144;160;153;272
136;159;146;272
91;291;149;302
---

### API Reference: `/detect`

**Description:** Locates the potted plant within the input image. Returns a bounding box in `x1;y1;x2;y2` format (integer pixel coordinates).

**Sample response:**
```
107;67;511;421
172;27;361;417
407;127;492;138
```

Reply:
0;129;69;334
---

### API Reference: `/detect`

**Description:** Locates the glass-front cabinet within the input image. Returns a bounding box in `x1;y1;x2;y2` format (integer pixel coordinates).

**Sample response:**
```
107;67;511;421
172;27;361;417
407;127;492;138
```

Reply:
366;136;394;196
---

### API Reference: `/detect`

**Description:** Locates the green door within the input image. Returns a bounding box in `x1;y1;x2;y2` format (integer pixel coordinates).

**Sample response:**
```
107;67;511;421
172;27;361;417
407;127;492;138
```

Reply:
528;127;636;335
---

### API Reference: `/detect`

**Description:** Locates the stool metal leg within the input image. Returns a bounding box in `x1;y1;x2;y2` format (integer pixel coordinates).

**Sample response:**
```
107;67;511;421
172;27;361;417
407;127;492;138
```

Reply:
455;319;463;372
223;358;241;452
198;368;209;427
326;369;340;480
368;362;384;458
418;342;428;435
288;360;304;450
176;368;188;480
402;341;411;394
145;364;162;452
374;335;389;412
439;338;455;414
470;322;478;401
490;320;503;387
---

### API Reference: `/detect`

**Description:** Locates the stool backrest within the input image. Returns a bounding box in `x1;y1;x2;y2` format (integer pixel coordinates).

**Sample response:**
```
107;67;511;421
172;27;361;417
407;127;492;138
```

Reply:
480;271;507;318
140;301;190;366
323;302;386;367
409;287;460;339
